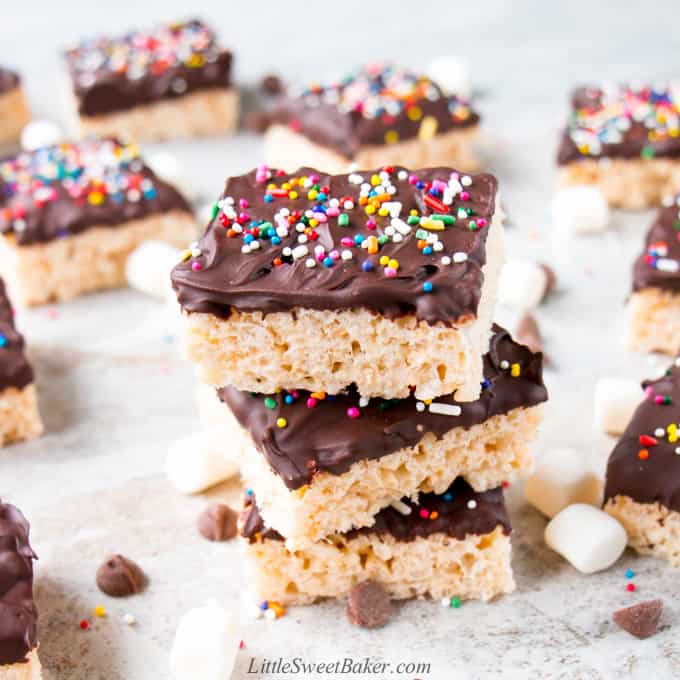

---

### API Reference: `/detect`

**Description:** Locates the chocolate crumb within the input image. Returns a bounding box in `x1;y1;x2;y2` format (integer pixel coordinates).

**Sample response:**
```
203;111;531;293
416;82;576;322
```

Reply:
540;264;557;298
197;503;238;541
515;314;543;354
245;110;271;133
260;74;283;96
347;580;391;629
613;599;663;639
96;554;146;597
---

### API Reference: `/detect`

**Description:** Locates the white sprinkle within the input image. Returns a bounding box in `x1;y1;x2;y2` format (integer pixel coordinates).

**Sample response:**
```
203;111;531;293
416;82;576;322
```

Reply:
397;170;408;180
657;258;679;273
282;246;292;256
384;226;396;237
440;597;451;607
349;173;364;185
467;500;477;509
123;613;137;626
452;252;468;263
190;248;201;257
654;427;666;438
441;256;452;266
241;245;250;254
359;397;369;407
675;357;680;367
416;402;426;412
264;609;277;621
305;258;316;268
457;208;468;219
276;225;288;237
296;223;306;233
297;234;308;244
391;500;412;516
314;245;325;257
676;447;680;455
343;200;354;210
393;233;404;243
341;249;353;261
391;217;412;235
384;201;403;217
249;241;260;251
329;198;340;208
428;402;462;417
461;175;472;186
500;360;510;370
433;241;444;252
292;245;308;260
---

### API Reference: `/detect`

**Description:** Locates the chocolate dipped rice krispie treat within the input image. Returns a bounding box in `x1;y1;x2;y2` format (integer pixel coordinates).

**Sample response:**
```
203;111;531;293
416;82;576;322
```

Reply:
239;479;514;605
604;357;680;566
0;68;31;148
0;138;195;306
0;500;40;679
215;326;546;548
0;278;41;446
65;19;237;142
625;194;680;354
557;82;680;209
172;164;504;402
264;63;480;174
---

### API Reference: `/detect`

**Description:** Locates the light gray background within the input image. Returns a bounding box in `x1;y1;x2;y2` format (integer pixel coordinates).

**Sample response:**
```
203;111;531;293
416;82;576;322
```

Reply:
2;2;680;679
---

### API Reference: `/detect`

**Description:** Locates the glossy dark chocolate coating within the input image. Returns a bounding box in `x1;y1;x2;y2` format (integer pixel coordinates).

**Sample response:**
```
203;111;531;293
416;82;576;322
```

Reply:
0;278;33;391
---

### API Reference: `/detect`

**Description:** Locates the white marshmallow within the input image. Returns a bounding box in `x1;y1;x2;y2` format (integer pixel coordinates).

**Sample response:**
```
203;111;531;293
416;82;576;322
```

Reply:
20;119;64;151
165;427;240;495
194;382;228;429
425;56;471;99
545;504;627;574
551;185;610;235
525;449;602;518
497;259;549;310
170;601;240;680
125;240;181;301
593;377;642;436
146;151;198;201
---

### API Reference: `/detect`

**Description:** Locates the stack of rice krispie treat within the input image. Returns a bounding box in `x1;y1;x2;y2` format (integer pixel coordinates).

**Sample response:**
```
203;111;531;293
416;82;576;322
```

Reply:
172;164;548;607
0;67;31;148
557;82;680;209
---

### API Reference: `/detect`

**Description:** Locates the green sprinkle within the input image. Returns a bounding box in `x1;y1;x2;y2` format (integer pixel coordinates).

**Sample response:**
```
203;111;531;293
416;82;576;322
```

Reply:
641;146;656;159
415;229;429;240
407;215;421;225
338;213;349;227
673;220;680;232
211;202;220;219
378;235;389;246
450;597;462;609
468;220;478;231
264;397;277;409
430;214;455;225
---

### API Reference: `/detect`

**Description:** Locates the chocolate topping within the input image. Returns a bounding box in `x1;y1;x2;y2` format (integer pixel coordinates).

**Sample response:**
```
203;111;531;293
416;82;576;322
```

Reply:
197;503;238;542
0;278;34;391
65;19;232;117
269;64;479;159
171;165;498;326
612;599;663;639
632;198;680;294
239;478;511;544
0;139;192;247
0;500;38;666
557;84;680;165
346;581;391;629
0;68;19;96
604;359;680;512
219;325;546;490
95;554;146;597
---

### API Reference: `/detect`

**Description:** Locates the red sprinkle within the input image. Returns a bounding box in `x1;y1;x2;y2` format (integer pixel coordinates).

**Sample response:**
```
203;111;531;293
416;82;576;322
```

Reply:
626;583;636;592
79;619;89;630
639;435;658;447
423;193;449;213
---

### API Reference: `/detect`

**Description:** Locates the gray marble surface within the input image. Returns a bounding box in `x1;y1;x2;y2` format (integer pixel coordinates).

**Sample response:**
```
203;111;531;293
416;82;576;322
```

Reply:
2;1;680;678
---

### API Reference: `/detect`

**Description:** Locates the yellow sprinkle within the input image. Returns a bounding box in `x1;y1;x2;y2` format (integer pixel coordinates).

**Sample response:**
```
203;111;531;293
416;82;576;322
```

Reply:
370;174;381;186
187;53;205;68
420;219;445;231
365;204;376;215
410;209;418;216
94;606;106;618
424;399;432;405
378;207;389;217
669;424;678;443
267;183;276;190
407;106;422;121
180;249;192;261
288;190;298;200
310;391;326;400
307;189;318;200
418;116;438;141
379;255;389;266
388;259;399;270
276;418;287;428
281;182;291;190
511;363;521;378
309;218;319;227
88;191;105;205
384;130;399;144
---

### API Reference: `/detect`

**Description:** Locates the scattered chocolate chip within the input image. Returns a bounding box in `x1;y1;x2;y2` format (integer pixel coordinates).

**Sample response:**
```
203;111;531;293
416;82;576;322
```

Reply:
260;74;283;96
613;599;663;639
245;110;271;133
96;554;146;597
346;580;392;629
515;313;543;354
540;264;557;298
197;503;238;541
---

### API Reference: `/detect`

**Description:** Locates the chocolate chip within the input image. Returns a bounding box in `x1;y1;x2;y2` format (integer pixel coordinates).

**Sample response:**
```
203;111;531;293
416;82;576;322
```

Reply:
515;313;542;354
197;503;238;541
260;74;283;96
96;554;146;597
346;580;391;629
613;599;663;639
540;264;557;298
245;110;271;133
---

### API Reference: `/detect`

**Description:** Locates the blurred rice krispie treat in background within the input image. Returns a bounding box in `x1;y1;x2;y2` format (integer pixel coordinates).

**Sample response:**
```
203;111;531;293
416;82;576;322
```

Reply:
0;67;31;148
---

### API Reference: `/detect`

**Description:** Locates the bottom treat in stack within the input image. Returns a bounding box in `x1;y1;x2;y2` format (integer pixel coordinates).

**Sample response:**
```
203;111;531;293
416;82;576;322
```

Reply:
0;500;41;680
238;478;514;606
604;357;680;566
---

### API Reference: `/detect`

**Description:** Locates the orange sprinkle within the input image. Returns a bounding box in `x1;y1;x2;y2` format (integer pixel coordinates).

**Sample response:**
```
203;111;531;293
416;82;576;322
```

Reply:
638;449;649;460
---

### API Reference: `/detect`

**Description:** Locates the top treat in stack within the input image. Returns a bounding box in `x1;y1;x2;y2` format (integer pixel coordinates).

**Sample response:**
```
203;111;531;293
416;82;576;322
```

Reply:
264;63;480;173
65;19;237;142
171;164;504;402
557;82;680;208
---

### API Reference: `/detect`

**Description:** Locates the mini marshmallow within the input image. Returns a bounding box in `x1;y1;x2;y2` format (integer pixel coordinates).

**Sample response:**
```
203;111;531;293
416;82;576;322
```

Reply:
125;240;181;301
551;185;610;235
594;377;643;436
425;56;471;99
525;449;602;518
166;427;240;495
170;601;240;680
20;119;64;151
498;259;549;310
545;504;627;574
146;151;199;201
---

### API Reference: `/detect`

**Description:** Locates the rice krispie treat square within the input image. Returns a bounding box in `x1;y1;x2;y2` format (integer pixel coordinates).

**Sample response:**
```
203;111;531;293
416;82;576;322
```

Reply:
213;326;546;549
557;83;680;209
604;357;680;566
65;19;238;142
0;138;196;307
0;278;42;446
0;500;41;679
0;68;31;148
625;194;680;354
172;164;504;401
239;478;515;605
264;63;480;174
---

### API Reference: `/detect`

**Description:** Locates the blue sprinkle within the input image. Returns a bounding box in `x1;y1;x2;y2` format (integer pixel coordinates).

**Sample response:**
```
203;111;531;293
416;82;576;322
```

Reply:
144;188;157;200
271;236;281;246
353;234;365;244
244;234;254;244
422;282;434;293
246;488;254;497
259;601;269;611
362;260;373;272
322;257;334;267
284;395;294;405
625;569;635;579
264;194;273;203
443;493;453;502
481;379;492;390
0;334;6;348
416;181;425;189
422;246;433;255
